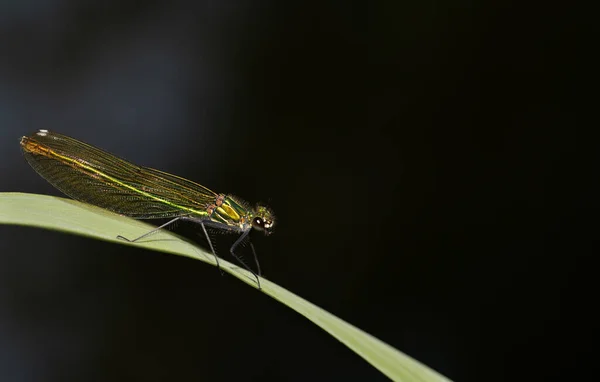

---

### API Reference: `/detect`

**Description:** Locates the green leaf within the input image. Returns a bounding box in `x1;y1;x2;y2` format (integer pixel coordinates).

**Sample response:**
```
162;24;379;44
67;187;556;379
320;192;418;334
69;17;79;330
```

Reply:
0;192;452;382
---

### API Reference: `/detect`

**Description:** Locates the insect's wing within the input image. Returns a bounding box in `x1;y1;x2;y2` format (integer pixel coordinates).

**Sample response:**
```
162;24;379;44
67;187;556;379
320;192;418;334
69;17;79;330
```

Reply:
21;130;216;219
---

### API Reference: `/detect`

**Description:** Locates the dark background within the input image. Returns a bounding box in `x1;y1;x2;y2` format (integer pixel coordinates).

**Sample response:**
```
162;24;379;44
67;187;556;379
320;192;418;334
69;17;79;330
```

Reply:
0;1;592;382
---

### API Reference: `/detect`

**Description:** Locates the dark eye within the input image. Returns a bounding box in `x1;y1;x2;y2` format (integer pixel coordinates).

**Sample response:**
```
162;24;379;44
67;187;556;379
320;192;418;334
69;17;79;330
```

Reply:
252;217;265;229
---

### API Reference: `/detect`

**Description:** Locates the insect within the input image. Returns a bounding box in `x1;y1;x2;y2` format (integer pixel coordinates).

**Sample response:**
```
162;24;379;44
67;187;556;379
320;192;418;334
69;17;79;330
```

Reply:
20;129;274;289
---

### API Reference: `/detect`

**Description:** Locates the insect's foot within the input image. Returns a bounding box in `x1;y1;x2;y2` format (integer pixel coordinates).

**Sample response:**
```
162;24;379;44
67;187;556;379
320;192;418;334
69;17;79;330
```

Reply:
116;235;132;242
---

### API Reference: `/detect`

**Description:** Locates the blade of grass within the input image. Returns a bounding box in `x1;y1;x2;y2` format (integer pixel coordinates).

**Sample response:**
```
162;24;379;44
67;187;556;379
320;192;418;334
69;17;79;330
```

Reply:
0;192;452;382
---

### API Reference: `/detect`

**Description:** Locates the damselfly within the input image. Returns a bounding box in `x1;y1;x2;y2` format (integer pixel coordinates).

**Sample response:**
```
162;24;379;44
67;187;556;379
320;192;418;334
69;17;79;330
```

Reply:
20;129;274;288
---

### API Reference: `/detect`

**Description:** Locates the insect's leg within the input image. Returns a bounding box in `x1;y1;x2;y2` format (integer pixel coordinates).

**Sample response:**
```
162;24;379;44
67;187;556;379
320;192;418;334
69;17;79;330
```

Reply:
249;242;262;277
200;221;222;274
230;230;261;289
195;220;261;289
117;217;182;243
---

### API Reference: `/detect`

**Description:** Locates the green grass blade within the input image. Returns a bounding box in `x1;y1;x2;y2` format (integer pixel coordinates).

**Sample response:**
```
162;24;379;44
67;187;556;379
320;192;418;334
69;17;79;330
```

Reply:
0;192;452;382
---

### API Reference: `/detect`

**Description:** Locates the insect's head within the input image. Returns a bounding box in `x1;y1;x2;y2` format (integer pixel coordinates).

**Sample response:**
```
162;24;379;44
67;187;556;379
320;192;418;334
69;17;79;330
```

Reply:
251;204;275;235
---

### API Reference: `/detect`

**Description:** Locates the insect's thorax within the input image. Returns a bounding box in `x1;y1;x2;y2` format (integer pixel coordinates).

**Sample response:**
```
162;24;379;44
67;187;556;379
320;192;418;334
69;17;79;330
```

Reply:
205;194;253;230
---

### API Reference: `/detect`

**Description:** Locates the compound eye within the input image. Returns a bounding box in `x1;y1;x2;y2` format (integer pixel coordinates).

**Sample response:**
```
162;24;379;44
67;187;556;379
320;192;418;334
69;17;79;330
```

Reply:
252;217;265;229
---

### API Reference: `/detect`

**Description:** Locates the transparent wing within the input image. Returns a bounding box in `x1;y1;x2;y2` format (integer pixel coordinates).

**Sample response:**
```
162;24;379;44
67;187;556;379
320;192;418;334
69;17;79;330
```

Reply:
21;130;217;219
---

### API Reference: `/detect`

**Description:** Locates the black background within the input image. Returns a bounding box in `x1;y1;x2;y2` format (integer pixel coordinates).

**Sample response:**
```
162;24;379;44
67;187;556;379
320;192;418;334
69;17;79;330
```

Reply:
0;1;593;381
